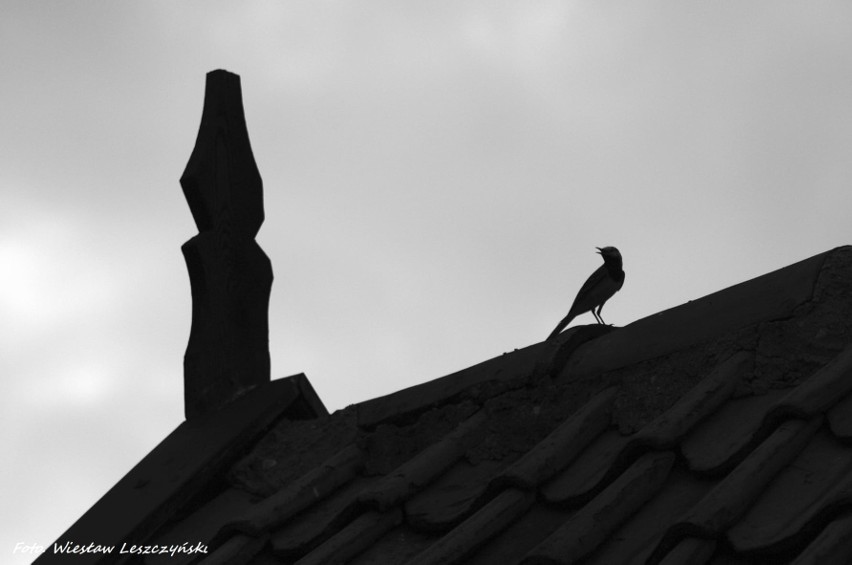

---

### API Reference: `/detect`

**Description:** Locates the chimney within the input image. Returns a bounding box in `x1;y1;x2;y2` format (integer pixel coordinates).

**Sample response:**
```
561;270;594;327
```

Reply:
180;70;272;419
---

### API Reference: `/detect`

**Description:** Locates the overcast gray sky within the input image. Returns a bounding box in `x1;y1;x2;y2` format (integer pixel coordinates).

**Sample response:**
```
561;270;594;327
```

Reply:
4;2;852;561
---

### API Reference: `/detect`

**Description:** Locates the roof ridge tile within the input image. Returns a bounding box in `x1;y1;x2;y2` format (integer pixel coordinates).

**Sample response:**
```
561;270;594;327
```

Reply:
357;345;545;429
561;249;829;380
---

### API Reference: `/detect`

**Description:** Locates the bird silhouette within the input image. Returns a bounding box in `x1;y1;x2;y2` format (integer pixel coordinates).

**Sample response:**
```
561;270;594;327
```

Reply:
547;246;625;340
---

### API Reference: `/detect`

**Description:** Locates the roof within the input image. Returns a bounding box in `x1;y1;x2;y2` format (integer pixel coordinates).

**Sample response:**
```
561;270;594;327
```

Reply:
38;71;852;564
127;244;852;564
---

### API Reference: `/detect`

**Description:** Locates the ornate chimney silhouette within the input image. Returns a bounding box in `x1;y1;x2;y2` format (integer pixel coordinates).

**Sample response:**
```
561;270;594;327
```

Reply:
180;70;272;419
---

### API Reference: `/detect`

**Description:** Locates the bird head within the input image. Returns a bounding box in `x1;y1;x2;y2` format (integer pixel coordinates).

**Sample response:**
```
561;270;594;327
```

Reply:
596;246;622;266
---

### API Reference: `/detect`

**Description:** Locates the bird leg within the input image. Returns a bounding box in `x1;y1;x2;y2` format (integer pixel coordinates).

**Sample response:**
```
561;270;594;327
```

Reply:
595;304;606;324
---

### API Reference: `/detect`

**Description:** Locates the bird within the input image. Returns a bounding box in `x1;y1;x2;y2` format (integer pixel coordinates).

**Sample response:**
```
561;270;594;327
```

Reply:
547;246;625;340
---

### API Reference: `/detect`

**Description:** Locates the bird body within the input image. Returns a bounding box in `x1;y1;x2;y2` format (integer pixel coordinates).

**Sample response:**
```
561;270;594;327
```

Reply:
547;246;624;340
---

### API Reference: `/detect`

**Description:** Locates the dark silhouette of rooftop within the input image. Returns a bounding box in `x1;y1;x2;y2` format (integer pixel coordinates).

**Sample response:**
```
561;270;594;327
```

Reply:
37;70;852;565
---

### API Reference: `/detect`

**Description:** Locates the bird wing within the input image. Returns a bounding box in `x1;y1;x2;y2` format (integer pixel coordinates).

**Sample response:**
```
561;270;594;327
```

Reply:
567;264;609;317
546;265;608;341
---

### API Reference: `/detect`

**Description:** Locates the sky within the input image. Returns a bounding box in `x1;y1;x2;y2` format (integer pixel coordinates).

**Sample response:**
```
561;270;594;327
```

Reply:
3;2;852;561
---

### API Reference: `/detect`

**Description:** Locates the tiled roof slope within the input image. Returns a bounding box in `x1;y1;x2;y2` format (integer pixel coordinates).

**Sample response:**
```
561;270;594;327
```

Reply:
143;245;852;565
36;374;327;565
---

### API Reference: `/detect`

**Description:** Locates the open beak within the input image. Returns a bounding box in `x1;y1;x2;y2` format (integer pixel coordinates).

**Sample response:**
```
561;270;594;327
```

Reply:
595;247;602;254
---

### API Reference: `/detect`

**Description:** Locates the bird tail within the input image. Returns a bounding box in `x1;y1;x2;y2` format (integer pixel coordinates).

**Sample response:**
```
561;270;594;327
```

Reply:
547;313;576;341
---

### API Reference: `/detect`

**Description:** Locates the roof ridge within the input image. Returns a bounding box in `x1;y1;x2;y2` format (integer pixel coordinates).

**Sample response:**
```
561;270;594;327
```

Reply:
561;249;831;380
357;325;611;429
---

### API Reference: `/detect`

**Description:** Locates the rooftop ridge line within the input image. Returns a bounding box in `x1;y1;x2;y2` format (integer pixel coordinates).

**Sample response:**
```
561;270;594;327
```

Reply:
357;325;612;430
562;248;832;380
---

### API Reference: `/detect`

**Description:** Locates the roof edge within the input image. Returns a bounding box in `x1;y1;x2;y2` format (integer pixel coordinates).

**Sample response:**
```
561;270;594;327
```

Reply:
35;375;312;565
356;325;611;429
561;246;842;379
